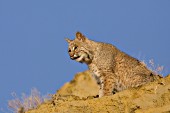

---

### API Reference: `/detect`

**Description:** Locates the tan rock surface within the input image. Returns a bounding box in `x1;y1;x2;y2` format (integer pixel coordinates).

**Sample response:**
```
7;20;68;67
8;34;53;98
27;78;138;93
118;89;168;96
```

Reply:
26;71;170;113
57;71;99;98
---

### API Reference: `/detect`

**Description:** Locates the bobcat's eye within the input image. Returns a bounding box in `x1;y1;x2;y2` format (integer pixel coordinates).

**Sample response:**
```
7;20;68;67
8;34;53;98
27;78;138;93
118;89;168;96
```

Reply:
68;49;71;52
73;46;78;51
74;46;77;50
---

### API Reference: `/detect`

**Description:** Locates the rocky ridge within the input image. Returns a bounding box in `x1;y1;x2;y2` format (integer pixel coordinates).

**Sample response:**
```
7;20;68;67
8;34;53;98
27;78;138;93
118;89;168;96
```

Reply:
26;71;170;113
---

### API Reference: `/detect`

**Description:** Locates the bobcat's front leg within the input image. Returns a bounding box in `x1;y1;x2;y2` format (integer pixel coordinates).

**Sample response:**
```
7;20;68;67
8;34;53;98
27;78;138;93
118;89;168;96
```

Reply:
99;73;116;98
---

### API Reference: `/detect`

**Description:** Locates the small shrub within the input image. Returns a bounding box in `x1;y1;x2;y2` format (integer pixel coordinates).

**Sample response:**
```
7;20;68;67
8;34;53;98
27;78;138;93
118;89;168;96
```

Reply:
8;88;50;113
141;59;164;75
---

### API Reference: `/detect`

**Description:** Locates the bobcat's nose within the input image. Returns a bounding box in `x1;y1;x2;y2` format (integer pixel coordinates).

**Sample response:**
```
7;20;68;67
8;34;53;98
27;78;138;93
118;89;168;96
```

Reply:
69;53;74;57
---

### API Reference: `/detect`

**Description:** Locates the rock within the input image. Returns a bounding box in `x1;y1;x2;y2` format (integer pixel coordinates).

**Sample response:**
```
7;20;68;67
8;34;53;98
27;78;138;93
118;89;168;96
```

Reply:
26;73;170;113
56;70;99;98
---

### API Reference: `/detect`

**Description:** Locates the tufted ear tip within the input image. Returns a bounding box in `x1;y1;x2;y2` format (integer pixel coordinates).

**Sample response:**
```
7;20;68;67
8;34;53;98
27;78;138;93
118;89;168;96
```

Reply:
65;38;72;43
76;31;83;38
75;31;86;42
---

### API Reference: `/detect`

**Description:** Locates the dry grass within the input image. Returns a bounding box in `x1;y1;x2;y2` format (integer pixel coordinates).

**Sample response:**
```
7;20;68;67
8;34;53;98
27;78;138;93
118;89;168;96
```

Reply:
8;88;50;113
141;59;164;75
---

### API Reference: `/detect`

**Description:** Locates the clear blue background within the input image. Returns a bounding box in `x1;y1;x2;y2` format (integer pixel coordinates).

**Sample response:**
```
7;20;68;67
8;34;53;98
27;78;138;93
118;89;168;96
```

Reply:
0;0;170;112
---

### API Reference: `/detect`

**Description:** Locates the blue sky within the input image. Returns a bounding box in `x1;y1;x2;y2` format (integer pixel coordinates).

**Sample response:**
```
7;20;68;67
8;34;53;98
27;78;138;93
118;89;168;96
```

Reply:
0;0;170;111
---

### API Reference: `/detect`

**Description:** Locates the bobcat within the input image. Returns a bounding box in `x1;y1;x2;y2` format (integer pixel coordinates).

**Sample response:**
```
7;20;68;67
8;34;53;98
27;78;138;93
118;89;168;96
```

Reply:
65;32;161;98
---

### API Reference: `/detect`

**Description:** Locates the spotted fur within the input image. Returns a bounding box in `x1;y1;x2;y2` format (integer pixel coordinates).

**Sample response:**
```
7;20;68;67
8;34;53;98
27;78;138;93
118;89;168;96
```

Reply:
65;32;161;97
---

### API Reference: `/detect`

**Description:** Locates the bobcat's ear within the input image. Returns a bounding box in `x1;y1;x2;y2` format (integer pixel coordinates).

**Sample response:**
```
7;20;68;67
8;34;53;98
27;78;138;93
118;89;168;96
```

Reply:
65;38;72;43
76;32;86;42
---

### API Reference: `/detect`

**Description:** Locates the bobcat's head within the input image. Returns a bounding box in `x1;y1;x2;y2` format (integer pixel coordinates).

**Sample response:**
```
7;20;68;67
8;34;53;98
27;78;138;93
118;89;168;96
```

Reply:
65;32;93;64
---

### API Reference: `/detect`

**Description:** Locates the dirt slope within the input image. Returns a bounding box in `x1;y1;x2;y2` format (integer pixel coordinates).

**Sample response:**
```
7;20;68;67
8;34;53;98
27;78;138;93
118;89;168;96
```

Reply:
26;71;170;113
